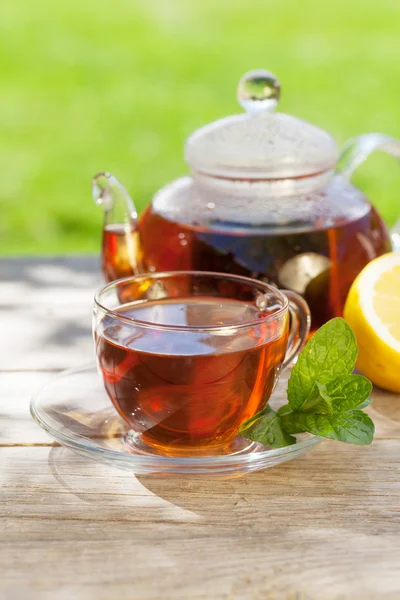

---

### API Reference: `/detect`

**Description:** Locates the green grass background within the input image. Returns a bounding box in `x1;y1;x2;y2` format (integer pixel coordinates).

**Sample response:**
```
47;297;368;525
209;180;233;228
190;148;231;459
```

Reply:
1;0;400;255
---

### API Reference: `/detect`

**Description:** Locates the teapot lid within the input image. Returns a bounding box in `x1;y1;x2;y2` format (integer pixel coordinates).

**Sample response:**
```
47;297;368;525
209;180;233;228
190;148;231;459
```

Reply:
184;69;338;180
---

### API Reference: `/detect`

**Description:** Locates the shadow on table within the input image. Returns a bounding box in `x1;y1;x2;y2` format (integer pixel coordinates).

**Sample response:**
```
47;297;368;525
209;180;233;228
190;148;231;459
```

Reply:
47;443;320;522
46;441;382;531
0;256;99;289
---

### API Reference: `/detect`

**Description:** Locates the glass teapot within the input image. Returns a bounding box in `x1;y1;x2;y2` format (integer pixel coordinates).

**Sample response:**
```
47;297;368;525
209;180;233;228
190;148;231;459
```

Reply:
92;69;400;329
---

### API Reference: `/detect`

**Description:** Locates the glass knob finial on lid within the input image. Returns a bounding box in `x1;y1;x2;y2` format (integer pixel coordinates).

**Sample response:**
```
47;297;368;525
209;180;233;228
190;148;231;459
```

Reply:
237;69;281;114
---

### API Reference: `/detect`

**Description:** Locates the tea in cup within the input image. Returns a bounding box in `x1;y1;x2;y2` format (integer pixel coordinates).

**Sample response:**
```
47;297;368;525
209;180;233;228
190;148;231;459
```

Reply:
93;272;310;456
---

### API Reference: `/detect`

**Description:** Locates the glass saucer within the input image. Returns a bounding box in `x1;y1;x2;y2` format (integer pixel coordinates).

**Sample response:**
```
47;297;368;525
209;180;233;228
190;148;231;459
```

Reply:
30;363;320;477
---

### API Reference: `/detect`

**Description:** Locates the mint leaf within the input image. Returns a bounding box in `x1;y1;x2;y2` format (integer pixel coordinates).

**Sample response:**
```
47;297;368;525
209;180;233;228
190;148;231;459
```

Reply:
282;409;374;445
356;396;373;410
300;382;334;414
239;319;375;449
287;318;358;411
239;405;296;448
292;376;371;415
326;374;372;412
277;404;293;416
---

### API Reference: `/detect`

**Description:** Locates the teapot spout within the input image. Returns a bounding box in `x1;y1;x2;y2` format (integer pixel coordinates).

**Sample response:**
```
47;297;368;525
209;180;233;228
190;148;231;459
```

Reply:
92;172;143;282
92;172;138;225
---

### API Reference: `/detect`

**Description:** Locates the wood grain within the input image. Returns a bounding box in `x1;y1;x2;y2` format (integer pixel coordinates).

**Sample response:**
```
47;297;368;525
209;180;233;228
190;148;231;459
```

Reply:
0;372;55;445
1;257;400;600
1;443;400;600
0;258;99;370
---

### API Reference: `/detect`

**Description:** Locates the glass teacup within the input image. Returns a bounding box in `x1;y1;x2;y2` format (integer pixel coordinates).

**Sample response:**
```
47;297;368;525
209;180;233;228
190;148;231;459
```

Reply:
93;271;310;456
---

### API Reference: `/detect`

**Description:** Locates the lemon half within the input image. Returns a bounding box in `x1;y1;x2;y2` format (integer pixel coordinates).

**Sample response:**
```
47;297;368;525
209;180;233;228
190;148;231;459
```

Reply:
344;252;400;392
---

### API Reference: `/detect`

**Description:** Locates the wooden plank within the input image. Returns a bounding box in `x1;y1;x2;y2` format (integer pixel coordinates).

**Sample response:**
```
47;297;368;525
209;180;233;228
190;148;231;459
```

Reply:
0;372;55;445
0;304;94;370
1;443;400;600
0;256;100;306
0;256;99;371
369;388;400;438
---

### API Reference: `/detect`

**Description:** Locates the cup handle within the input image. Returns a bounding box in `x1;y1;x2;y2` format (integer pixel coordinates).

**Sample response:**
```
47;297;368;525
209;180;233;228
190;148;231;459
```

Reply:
281;290;311;370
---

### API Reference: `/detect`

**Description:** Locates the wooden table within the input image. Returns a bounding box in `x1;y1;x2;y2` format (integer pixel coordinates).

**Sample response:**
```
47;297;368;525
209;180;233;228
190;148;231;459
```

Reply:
1;257;400;600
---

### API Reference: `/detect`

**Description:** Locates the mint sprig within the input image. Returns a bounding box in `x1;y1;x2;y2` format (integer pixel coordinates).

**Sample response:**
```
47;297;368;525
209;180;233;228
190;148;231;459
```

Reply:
239;318;375;448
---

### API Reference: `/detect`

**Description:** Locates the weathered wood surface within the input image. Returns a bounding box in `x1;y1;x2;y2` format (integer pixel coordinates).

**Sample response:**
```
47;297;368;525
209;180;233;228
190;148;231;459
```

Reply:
1;257;400;600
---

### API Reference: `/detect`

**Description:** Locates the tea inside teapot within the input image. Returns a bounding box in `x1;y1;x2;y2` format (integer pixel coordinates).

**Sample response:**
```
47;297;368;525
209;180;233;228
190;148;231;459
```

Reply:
138;179;389;329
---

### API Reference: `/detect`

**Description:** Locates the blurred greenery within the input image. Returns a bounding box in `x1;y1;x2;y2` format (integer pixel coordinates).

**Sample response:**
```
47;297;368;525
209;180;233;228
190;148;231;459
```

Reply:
1;0;400;255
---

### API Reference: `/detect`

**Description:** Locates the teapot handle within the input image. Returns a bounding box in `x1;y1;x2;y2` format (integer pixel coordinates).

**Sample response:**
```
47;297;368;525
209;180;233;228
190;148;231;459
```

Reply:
336;133;400;251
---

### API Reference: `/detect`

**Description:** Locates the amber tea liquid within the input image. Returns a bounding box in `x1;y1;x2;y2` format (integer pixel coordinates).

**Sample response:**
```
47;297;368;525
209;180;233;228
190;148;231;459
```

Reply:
102;224;143;283
96;297;288;454
137;205;390;329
